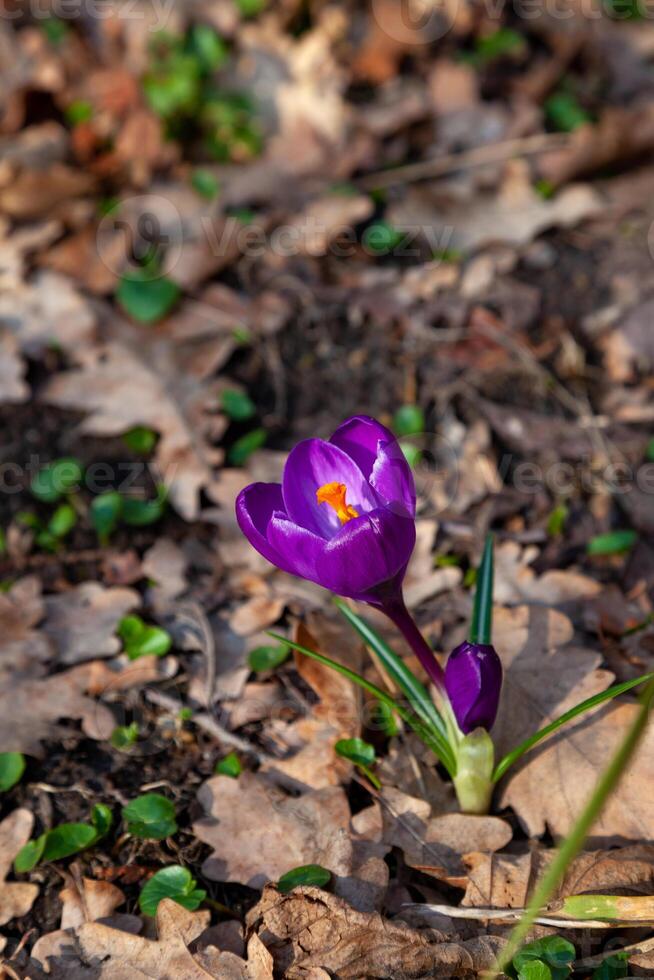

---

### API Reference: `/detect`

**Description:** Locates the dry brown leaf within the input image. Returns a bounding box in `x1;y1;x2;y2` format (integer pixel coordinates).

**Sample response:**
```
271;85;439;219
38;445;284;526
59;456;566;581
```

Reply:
491;604;613;761
196;933;273;980
494;541;602;607
259;617;360;790
388;161;601;254
0;330;29;404
60;874;125;930
285;193;373;256
194;773;353;889
0;270;96;357
41;298;244;518
0;810;39;927
247;885;504;979
0;658;161;755
43;583;139;665
0;163;96;219
463;843;654;909
354;788;512;886
141;538;188;609
500;701;654;843
0;577;51;680
228;595;285;637
600;297;654;383
75;898;213;979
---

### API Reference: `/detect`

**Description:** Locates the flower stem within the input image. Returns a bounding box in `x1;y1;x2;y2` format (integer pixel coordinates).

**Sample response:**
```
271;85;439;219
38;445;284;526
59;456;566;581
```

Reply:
383;599;446;690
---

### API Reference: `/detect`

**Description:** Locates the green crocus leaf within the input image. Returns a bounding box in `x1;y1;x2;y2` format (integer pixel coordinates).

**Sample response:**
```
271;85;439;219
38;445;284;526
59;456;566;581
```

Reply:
116;270;181;324
215;752;242;777
139;865;206;917
122;793;178;839
31;458;83;503
335;738;376;768
248;644;289;672
587;530;637;555
0;753;25;792
277;864;331;894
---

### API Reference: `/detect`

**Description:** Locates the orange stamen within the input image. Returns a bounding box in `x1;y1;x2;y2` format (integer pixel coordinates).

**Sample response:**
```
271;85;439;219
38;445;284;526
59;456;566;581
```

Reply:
316;482;359;525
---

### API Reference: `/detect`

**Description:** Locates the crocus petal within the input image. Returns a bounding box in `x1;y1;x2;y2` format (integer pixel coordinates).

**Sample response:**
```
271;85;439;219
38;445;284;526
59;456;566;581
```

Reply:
266;512;329;585
444;641;503;735
235;483;297;575
330;415;415;517
320;506;416;599
282;438;379;538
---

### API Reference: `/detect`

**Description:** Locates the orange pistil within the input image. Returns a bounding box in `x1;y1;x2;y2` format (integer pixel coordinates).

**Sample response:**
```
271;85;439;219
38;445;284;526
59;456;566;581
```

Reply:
316;482;359;525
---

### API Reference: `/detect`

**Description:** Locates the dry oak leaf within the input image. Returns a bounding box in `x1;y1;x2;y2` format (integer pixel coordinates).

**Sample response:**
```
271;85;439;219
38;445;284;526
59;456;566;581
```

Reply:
75;898;213;979
490;604;613;761
60;875;125;930
0;810;39;927
43;583;139;665
500;701;654;843
0;576;51;681
195;933;273;980
0;658;159;756
494;541;601;608
194;773;353;889
0;270;96;357
260;617;361;791
247;885;503;979
42;303;239;519
353;788;512;887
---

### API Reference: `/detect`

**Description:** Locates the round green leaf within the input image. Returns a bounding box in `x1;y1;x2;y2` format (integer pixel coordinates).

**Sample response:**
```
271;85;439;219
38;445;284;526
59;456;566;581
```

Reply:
277;864;331;894
91;804;113;839
41;823;99;862
215;752;242;778
14;834;46;873
393;405;425;437
517;963;552;980
91;492;123;543
116;271;181;325
0;752;25;792
121;490;166;526
227;428;267;466
335;738;376;768
587;530;637;556
31;458;83;503
248;644;289;672
139;865;206;917
191;169;220;200
122;426;158;455
221;389;256;422
48;503;77;538
122;793;178;839
125;625;172;660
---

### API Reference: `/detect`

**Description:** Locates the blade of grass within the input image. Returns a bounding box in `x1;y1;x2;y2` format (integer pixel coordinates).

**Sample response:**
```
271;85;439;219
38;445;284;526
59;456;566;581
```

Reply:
470;533;494;645
487;677;654;979
493;671;654;783
333;599;452;753
269;632;456;776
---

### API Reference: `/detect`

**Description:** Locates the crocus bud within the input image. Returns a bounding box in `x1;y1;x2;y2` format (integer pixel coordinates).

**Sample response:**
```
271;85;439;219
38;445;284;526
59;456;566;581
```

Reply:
444;640;502;734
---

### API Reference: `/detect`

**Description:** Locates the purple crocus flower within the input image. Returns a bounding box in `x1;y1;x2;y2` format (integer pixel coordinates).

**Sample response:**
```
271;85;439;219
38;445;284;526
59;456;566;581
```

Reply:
236;415;416;606
444;640;503;734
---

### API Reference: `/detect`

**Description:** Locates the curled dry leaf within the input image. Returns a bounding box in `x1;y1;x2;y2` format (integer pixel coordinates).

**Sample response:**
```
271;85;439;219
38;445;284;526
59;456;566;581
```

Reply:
0;810;39;928
59;874;125;930
463;843;654;910
247;885;504;979
43;583;140;665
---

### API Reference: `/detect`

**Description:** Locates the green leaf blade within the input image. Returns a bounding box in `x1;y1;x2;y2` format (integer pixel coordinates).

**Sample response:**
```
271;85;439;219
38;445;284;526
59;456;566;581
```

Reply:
277;864;331;894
